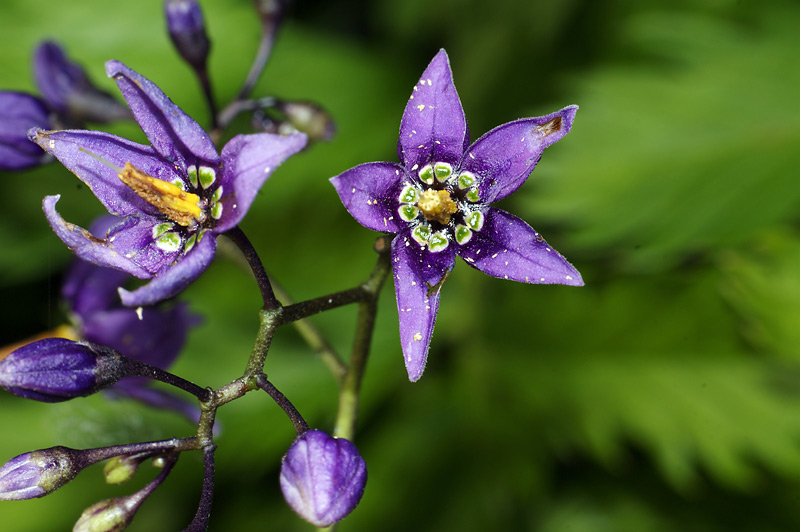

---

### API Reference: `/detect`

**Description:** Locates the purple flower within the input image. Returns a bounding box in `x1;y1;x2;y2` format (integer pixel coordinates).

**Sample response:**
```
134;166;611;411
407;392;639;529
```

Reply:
31;60;307;307
0;447;79;500
33;41;130;124
280;430;367;527
0;92;52;170
330;49;582;381
0;338;127;402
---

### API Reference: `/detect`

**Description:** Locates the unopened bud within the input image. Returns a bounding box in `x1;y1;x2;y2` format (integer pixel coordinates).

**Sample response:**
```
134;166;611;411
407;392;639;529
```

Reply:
275;100;336;142
103;455;140;485
0;446;81;500
280;430;367;527
0;338;129;403
164;0;211;70
33;41;130;124
0;91;51;170
73;495;142;532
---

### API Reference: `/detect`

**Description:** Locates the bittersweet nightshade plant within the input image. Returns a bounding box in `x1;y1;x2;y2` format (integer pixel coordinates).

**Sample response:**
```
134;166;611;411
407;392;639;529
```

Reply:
31;60;307;307
280;430;367;527
0;338;128;402
331;49;582;381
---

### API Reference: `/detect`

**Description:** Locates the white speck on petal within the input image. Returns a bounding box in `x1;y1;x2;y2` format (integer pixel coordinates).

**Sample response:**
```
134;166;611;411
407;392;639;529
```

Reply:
491;253;499;258
411;164;419;171
566;275;573;281
469;152;475;159
411;281;416;286
540;277;545;282
351;188;356;193
49;140;55;149
427;78;432;85
413;333;422;341
383;217;387;226
136;307;144;320
264;166;271;173
417;104;425;111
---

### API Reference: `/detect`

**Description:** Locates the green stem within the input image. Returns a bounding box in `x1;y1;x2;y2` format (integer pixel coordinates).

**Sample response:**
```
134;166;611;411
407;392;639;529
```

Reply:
333;237;392;440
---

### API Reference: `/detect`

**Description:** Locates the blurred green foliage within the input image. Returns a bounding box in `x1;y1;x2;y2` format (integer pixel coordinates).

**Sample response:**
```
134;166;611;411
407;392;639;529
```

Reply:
2;0;800;530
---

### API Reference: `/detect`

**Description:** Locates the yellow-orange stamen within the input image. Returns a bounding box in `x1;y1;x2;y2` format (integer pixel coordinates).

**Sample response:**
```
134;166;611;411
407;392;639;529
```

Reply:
118;162;204;226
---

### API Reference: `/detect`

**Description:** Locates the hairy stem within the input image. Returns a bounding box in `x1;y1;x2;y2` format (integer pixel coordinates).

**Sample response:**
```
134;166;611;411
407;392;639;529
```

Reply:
257;375;310;435
124;358;211;402
224;226;281;311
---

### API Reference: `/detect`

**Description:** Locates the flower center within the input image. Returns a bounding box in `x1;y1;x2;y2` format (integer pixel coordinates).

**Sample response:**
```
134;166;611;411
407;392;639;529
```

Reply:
396;162;486;252
118;162;205;227
417;189;457;225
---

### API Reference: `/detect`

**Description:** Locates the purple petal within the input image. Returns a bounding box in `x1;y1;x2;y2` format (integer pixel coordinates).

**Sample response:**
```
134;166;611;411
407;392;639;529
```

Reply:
391;232;455;381
460;105;578;203
43;196;150;279
33;41;87;115
118;231;216;306
82;302;196;369
62;259;130;318
0;92;50;170
105;60;219;168
458;207;582;286
398;49;468;170
215;132;307;231
61;216;132;317
29;128;175;218
329;162;405;233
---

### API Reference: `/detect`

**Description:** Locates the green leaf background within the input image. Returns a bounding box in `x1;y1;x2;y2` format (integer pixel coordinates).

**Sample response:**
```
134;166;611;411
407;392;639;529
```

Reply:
2;0;800;530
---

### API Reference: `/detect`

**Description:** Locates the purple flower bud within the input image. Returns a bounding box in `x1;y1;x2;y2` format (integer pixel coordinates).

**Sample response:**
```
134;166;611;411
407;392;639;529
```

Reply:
0;338;128;402
164;0;211;69
0;446;80;500
0;91;51;170
33;41;130;124
280;430;367;527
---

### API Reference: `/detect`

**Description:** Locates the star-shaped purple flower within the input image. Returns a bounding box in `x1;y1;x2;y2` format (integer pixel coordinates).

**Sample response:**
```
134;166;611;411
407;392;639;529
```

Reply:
30;60;306;306
331;50;582;382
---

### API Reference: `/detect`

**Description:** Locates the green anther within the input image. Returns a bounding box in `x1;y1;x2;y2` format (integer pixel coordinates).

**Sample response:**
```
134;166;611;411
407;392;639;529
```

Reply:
212;186;223;203
412;224;431;245
152;222;173;239
418;164;434;185
457;171;475;189
184;233;197;253
171;178;186;190
399;185;420;204
466;187;480;203
433;162;453;182
399;204;419;222
156;232;182;252
211;202;223;219
428;232;449;252
198;228;209;242
466;210;485;231
187;165;198;188
455;224;473;245
198;166;216;189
